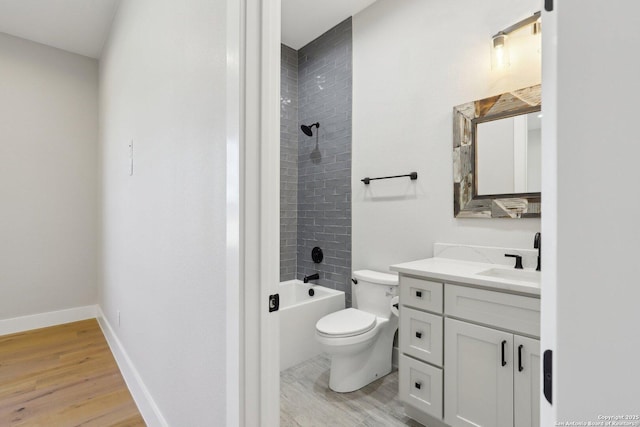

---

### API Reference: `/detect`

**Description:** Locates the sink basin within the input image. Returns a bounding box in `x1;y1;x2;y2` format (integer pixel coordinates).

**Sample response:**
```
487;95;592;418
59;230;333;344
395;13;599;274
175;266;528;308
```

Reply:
477;268;540;284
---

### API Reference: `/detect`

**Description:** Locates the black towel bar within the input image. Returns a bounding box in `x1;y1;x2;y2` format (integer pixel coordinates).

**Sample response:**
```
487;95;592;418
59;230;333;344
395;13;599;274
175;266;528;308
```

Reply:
361;172;417;185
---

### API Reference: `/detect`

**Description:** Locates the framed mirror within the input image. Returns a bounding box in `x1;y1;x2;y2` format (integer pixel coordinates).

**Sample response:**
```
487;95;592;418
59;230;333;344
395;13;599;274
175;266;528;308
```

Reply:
453;84;541;218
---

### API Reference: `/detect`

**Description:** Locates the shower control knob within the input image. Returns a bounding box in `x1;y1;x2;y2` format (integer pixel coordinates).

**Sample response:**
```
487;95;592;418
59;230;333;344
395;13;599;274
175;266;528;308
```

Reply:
312;246;324;263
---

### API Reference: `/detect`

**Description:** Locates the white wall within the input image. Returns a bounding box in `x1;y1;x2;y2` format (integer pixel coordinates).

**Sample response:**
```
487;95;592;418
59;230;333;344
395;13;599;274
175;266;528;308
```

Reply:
0;33;98;319
551;0;640;420
99;0;227;425
352;0;542;273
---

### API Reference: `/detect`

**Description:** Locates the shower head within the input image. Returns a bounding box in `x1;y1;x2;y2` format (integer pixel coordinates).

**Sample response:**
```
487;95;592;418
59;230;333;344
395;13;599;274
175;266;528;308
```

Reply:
301;122;320;137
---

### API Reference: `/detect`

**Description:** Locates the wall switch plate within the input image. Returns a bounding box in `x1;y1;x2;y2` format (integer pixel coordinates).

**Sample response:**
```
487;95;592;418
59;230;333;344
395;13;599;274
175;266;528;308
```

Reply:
128;140;134;176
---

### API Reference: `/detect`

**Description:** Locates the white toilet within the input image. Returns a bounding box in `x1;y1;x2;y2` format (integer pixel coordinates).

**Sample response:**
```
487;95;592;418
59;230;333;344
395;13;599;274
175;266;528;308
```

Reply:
315;269;399;393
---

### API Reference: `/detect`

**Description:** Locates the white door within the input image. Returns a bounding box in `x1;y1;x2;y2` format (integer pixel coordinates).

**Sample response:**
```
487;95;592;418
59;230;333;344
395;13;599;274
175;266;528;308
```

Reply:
444;318;514;427
514;335;541;427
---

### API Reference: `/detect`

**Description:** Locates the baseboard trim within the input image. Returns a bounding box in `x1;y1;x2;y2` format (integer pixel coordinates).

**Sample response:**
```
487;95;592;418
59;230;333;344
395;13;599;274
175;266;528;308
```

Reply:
0;305;98;336
96;307;169;427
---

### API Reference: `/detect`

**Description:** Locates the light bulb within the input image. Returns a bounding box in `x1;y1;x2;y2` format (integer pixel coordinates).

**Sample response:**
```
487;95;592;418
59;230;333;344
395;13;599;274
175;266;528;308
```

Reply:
491;34;510;70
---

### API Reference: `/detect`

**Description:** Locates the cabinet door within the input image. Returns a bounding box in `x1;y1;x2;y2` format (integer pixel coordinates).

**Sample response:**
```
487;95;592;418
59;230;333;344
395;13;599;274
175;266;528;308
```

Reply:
514;335;541;427
444;318;514;427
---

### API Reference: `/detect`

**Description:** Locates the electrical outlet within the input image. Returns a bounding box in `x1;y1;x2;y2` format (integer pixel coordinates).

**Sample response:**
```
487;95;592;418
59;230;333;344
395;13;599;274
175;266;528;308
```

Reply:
117;310;121;327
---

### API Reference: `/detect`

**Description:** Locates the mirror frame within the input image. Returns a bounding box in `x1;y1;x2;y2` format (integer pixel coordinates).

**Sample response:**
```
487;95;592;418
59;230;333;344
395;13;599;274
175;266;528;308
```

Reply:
453;84;541;218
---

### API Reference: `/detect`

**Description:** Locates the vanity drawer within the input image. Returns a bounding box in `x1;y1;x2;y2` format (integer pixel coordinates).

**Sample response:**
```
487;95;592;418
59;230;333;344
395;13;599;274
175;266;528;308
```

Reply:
444;284;540;337
400;306;443;366
400;276;443;313
399;354;443;420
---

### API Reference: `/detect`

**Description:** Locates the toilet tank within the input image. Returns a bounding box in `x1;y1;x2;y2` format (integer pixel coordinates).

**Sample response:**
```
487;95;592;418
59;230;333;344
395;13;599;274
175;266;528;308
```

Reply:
352;270;399;318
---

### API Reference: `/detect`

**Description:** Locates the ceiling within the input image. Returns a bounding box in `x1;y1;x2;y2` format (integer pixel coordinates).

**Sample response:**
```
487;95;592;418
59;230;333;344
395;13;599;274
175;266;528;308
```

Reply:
282;0;377;50
0;0;375;57
0;0;119;59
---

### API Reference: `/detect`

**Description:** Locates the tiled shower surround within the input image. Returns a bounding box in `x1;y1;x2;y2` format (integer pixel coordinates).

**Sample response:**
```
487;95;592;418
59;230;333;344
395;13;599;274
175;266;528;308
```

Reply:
279;18;353;306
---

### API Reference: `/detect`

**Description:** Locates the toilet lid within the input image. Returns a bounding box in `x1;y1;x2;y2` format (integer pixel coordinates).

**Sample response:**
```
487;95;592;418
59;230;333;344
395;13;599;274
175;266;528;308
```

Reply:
316;308;376;338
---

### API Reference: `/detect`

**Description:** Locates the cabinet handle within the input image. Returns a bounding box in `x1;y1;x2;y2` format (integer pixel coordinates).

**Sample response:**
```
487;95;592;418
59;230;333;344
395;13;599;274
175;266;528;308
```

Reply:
416;291;422;298
415;331;422;339
415;382;421;390
518;345;524;372
501;340;507;366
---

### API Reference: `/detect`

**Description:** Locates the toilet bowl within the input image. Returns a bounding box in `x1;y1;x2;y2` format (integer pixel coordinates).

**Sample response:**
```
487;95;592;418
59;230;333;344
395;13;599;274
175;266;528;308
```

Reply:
315;270;399;392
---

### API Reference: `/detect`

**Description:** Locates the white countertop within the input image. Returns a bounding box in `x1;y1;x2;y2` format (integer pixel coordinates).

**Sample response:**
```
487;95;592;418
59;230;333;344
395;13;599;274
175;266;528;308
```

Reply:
390;257;540;296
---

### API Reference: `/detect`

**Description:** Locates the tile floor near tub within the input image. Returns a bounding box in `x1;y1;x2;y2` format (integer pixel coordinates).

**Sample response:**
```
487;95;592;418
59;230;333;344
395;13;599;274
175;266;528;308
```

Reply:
281;355;423;427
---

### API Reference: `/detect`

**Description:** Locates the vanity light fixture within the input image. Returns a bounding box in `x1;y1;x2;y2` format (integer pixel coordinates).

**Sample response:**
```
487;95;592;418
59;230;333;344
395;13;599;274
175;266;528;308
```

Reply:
491;11;541;70
491;33;509;69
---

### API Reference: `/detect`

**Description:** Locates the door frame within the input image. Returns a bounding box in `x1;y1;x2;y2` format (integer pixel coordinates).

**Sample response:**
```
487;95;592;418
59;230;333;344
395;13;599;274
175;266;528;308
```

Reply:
226;0;281;425
539;4;556;427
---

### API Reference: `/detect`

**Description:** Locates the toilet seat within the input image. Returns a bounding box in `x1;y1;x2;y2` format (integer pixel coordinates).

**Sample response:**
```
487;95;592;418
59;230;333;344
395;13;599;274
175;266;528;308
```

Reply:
316;308;376;338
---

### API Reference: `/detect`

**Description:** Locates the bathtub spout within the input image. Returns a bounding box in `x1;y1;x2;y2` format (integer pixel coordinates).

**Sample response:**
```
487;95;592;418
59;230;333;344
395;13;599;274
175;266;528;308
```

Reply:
303;273;319;283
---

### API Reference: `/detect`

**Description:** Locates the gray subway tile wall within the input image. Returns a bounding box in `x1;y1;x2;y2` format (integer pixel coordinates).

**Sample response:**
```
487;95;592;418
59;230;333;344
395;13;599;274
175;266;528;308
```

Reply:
280;44;298;281
296;18;353;306
279;18;353;305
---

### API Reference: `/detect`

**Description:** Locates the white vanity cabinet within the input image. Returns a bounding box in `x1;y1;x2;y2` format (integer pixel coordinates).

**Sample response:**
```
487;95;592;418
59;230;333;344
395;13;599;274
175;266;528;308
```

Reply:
444;318;540;427
394;263;541;427
443;283;540;427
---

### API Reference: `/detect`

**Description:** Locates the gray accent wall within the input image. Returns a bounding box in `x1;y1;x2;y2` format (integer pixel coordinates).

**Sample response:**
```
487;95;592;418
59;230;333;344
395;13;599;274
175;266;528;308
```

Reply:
279;19;353;305
280;44;298;281
296;18;353;306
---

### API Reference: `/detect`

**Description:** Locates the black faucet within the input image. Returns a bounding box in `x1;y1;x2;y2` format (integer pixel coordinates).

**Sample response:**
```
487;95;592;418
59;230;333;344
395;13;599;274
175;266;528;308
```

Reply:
505;254;524;269
303;273;319;283
534;232;541;271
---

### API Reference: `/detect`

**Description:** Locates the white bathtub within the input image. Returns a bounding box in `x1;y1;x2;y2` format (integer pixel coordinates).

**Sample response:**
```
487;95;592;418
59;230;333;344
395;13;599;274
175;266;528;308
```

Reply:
279;279;345;371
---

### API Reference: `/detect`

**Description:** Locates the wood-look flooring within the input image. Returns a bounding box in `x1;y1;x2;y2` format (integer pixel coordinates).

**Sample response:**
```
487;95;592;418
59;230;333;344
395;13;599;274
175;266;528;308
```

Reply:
0;319;145;427
281;355;424;427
